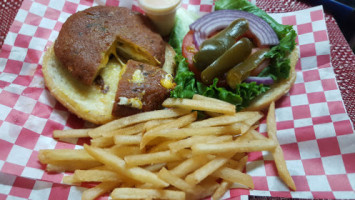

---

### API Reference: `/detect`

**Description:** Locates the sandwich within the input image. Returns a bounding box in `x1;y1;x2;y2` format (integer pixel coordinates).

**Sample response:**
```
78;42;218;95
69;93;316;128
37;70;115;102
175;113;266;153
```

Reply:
169;0;298;112
43;6;176;124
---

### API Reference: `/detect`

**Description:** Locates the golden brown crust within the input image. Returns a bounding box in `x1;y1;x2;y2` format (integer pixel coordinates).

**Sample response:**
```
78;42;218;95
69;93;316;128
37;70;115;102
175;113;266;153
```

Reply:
112;60;171;118
244;47;299;111
54;6;165;85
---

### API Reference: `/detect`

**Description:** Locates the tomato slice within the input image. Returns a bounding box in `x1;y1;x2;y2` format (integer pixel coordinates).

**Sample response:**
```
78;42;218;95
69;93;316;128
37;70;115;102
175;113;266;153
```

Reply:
182;31;201;77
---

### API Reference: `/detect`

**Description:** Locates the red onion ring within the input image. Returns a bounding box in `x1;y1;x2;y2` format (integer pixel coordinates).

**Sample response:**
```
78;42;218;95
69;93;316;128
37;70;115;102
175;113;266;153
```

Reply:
190;10;279;49
244;76;274;85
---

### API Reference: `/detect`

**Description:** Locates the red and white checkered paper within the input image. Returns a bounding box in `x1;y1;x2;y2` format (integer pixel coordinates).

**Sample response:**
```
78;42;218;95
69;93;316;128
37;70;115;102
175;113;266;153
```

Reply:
0;0;354;199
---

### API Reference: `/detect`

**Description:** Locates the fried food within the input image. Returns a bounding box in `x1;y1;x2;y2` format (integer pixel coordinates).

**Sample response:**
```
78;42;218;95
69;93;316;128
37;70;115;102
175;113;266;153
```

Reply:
54;6;165;85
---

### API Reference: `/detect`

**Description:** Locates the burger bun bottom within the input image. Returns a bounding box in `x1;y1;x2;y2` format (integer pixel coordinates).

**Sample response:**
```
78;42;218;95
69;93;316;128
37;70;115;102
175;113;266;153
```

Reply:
244;47;299;111
42;44;176;125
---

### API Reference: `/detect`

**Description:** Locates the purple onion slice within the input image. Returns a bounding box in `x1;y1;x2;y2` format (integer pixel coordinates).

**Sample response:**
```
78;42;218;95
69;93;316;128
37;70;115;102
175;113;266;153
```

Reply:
244;76;274;85
190;10;279;49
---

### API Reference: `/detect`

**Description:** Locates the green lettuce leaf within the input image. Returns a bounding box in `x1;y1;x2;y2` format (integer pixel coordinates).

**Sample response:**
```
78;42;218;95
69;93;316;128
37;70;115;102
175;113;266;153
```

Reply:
266;30;297;79
168;9;199;54
235;82;270;110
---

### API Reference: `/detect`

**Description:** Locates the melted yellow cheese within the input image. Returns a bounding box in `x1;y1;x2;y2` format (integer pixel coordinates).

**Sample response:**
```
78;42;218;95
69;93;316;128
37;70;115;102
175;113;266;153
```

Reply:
118;97;143;109
116;37;160;66
131;69;145;84
160;74;176;89
99;43;118;75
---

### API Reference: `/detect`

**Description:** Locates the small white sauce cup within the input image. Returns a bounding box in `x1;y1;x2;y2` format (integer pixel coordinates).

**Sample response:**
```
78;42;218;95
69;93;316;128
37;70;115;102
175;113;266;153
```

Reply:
138;0;181;36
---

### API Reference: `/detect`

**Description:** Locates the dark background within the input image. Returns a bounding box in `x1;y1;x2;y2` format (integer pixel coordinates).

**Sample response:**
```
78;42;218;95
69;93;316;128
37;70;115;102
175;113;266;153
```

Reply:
308;0;355;52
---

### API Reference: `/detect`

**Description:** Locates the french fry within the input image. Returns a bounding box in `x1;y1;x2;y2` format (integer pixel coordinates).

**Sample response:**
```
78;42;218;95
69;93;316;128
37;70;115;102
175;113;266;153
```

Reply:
169;156;210;178
158;168;202;194
53;129;90;138
149;140;176;153
243;111;264;126
38;149;96;164
212;180;232;200
144;163;166;172
225;159;240;169
175;149;193;159
267;101;278;142
232;152;247;162
144;119;175;131
163;98;236;115
90;136;114;148
230;182;249;189
238;123;252;135
143;124;242;147
168;135;233;153
235;130;256;142
249;129;267;140
267;102;296;191
110;188;185;200
82;182;120;200
124;150;183;166
88;108;190;138
212;167;254;189
141;112;197;149
62;175;77;185
192;139;277;155
45;161;102;172
188;112;261;128
134;182;155;189
73;169;121;182
273;146;296;190
84;144;168;187
114;134;142;145
235;155;248;172
189;177;219;200
192;94;233;105
108;145;142;157
40;101;298;200
102;122;145;137
185;157;230;185
146;137;170;146
165;161;181;170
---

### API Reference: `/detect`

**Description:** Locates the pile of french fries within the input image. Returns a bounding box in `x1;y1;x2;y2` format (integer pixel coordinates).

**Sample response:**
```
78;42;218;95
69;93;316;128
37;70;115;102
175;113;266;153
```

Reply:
38;95;296;200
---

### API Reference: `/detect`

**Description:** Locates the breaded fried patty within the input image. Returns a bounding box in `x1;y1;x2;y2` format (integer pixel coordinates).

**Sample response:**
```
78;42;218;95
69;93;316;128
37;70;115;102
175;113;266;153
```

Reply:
54;6;166;85
113;60;172;117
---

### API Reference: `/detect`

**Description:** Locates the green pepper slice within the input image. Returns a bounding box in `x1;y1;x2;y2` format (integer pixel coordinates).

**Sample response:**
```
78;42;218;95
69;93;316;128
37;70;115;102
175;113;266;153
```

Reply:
226;48;269;89
200;37;253;84
193;18;249;71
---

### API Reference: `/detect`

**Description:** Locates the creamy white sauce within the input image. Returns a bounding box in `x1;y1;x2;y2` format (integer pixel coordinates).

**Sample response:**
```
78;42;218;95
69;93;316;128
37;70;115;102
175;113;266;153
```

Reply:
138;0;181;36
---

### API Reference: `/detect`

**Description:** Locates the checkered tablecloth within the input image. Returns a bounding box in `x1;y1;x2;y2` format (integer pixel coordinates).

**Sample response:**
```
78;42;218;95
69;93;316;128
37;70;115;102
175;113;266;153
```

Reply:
0;0;354;199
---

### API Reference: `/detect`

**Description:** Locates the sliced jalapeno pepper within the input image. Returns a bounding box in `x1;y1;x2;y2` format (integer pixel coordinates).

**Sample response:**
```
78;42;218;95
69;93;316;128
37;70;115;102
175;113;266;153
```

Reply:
226;48;269;89
200;37;253;85
193;18;249;71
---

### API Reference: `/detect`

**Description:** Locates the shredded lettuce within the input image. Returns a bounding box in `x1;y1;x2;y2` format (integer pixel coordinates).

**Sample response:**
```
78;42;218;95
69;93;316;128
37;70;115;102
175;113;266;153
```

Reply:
169;0;296;110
